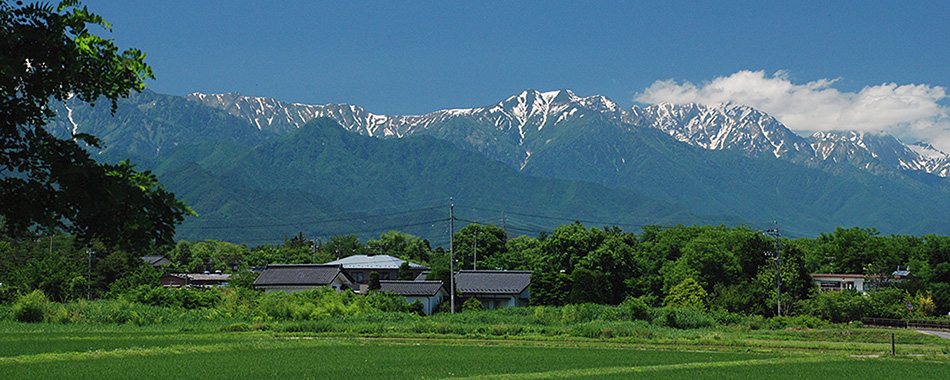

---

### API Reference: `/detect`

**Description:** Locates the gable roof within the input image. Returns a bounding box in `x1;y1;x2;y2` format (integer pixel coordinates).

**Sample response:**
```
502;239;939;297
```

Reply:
253;264;352;287
141;255;172;266
455;270;531;295
379;280;445;297
324;254;428;270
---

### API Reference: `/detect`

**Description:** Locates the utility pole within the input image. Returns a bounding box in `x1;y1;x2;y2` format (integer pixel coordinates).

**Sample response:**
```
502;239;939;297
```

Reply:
473;229;478;271
449;198;455;314
501;211;506;237
87;250;94;300
766;222;783;316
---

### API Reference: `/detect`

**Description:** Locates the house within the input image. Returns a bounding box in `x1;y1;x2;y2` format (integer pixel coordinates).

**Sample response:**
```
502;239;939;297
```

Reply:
810;274;870;292
141;255;172;267
812;267;915;293
160;272;231;288
377;280;447;315
324;254;428;284
455;270;531;309
252;264;355;293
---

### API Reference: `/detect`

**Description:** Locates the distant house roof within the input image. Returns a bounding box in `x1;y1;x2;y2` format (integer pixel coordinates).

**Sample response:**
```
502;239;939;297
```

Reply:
175;273;231;282
160;273;231;287
141;255;172;266
379;280;444;297
455;270;531;295
324;254;428;270
810;274;867;280
253;264;353;287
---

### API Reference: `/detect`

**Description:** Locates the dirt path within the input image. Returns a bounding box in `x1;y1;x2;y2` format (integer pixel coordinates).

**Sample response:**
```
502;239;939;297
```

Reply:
918;330;950;340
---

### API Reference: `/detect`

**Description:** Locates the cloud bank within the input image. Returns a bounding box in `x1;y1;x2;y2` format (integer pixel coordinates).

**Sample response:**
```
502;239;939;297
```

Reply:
634;70;950;152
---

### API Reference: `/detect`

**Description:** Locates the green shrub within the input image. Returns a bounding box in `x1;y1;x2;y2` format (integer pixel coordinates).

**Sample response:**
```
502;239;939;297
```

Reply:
651;307;713;329
531;306;561;325
13;290;50;323
560;303;603;324
463;297;484;312
620;296;650;321
745;315;766;330
664;277;707;310
865;287;906;319
765;315;826;329
799;290;868;323
707;308;745;325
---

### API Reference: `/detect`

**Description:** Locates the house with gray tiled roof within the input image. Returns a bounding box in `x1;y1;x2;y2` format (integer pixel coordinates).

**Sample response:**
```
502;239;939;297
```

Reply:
378;280;447;315
141;255;172;267
455;270;531;310
324;254;428;285
252;264;355;293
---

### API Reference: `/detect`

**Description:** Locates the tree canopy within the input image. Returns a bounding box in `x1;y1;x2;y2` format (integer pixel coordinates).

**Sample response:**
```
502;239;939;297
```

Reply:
0;0;190;249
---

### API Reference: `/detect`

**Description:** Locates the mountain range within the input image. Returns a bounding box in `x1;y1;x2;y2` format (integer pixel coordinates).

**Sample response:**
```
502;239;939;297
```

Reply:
45;89;950;245
188;89;950;179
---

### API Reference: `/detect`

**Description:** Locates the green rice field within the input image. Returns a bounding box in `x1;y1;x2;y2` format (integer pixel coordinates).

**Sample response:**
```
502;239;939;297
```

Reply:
0;326;948;379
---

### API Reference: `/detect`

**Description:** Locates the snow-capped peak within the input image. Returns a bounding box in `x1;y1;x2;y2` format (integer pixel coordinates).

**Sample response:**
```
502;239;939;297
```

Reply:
635;102;814;159
909;142;949;160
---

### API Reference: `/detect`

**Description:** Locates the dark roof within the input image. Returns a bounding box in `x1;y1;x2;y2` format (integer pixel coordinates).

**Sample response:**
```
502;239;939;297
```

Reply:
810;273;867;279
414;271;430;281
379;280;444;297
141;255;171;266
164;273;231;282
455;270;531;295
253;264;351;287
325;254;428;270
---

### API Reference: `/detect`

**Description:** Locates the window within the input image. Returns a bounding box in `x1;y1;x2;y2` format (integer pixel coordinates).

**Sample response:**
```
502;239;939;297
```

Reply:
355;272;365;283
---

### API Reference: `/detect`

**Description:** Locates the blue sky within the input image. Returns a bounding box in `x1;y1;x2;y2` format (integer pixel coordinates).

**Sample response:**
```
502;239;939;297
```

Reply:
84;0;950;147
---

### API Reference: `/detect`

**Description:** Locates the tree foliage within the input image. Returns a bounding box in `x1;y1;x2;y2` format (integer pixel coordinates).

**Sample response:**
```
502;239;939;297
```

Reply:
664;277;707;310
0;0;189;249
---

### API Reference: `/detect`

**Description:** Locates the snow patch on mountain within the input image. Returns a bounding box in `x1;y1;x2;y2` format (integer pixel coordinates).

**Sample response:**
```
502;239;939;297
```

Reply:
634;102;815;160
188;89;950;179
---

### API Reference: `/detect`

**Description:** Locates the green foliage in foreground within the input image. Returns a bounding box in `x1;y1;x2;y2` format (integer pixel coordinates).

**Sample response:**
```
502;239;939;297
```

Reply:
0;288;893;342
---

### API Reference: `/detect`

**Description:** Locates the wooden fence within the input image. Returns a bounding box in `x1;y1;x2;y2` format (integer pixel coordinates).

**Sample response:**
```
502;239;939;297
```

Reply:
862;317;950;330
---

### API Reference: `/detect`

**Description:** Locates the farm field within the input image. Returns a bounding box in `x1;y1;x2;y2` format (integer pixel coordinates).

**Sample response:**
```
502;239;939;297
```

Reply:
1;326;948;379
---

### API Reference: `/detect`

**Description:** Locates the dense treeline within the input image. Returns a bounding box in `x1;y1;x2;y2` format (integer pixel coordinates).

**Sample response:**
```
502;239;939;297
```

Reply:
1;224;947;321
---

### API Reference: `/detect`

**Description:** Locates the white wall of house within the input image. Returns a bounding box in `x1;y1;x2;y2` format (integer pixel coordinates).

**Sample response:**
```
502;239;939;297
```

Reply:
813;275;868;292
470;290;529;310
404;291;445;315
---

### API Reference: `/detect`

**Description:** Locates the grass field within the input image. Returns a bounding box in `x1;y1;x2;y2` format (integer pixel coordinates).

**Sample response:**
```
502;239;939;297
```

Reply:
1;325;948;379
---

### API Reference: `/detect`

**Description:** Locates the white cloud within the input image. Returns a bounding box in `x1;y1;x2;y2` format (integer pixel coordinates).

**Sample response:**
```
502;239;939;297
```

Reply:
635;70;950;152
